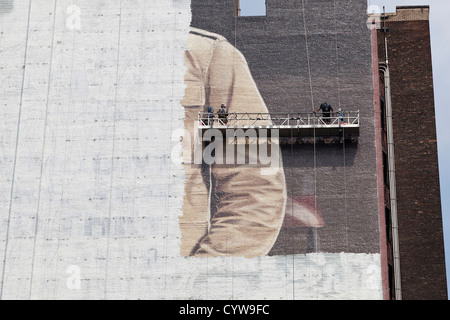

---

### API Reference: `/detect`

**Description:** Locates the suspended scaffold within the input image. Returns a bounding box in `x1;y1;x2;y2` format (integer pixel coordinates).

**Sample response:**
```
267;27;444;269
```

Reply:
198;111;360;138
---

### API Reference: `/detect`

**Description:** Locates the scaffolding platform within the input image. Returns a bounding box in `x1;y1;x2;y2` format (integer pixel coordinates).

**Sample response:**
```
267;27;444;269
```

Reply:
198;111;360;138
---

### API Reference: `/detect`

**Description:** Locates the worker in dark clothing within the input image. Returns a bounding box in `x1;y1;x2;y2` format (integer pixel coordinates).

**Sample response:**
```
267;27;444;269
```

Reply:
316;102;333;124
217;104;228;124
207;105;214;128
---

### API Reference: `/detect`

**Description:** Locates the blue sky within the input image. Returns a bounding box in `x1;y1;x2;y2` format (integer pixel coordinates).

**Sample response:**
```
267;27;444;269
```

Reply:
239;0;267;16
243;0;450;296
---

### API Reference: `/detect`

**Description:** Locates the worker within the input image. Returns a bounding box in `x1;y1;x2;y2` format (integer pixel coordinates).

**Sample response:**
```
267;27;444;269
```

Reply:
217;104;228;124
179;28;287;258
338;108;345;126
316;102;333;124
207;105;214;128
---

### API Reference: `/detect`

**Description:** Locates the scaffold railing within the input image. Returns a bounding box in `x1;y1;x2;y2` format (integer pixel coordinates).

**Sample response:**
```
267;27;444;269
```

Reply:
198;111;360;128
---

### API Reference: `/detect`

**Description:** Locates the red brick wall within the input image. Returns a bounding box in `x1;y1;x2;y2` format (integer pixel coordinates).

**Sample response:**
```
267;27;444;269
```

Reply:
380;19;447;300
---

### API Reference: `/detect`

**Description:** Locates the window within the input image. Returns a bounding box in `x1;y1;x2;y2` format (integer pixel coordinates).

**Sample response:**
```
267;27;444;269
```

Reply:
235;0;266;17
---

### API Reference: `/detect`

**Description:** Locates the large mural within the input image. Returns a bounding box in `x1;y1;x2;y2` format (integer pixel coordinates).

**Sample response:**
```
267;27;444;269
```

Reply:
180;27;286;257
0;0;383;299
190;0;382;257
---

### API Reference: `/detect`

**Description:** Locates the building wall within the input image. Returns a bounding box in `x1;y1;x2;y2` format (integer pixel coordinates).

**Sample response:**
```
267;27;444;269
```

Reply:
191;0;382;254
0;0;384;299
378;6;447;300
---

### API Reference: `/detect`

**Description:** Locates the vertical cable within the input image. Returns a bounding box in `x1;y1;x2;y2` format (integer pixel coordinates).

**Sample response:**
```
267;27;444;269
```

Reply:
334;0;341;111
290;129;295;299
162;3;179;300
0;0;33;300
302;0;315;111
52;27;73;299
301;0;316;299
104;0;123;299
333;0;348;253
29;0;59;299
229;8;239;300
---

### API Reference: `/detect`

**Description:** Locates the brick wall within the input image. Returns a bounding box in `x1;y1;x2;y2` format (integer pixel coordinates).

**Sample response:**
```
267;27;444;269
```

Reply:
191;0;381;254
378;11;447;299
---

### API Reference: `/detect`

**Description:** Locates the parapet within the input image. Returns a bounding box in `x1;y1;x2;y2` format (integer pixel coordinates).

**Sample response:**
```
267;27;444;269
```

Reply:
384;6;429;22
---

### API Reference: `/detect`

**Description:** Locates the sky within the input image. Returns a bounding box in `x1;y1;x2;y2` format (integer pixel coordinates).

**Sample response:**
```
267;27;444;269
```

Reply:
243;0;450;297
240;0;267;16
